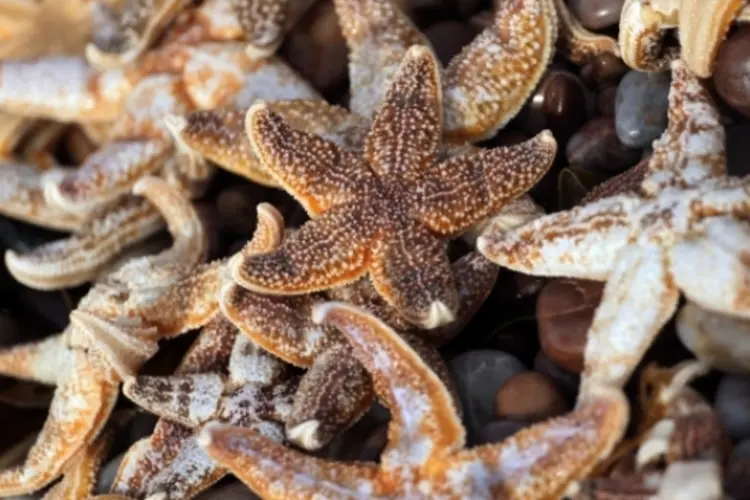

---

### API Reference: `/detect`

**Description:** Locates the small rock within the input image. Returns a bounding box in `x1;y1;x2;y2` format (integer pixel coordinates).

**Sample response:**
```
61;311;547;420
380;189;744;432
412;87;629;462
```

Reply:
537;279;603;373
358;423;389;462
581;52;629;87
533;350;580;400
96;451;125;494
714;26;750;118
448;350;526;435
566;0;624;30
495;371;569;421
423;21;478;67
715;374;750;441
615;70;670;148
567;117;641;173
471;419;527;446
596;85;617;116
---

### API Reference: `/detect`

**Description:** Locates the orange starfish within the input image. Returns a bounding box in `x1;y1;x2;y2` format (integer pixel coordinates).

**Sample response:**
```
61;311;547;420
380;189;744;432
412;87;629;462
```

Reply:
200;302;629;499
231;46;556;329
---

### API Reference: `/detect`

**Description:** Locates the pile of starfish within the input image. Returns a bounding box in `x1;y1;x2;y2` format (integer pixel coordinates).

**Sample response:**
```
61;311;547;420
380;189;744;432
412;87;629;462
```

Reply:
0;0;745;498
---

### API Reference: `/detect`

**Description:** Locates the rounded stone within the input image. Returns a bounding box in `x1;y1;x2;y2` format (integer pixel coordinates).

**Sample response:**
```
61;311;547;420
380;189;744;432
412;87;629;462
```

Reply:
615;70;671;148
448;349;526;435
714;26;750;118
566;116;641;173
533;350;580;400
495;371;569;421
470;419;528;446
715;374;750;441
95;452;125;494
537;279;604;373
567;0;624;30
596;85;617;116
581;52;629;87
424;21;478;68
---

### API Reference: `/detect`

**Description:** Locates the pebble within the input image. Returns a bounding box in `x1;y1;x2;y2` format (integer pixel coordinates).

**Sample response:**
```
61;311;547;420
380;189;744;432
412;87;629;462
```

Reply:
358;423;389;462
596;85;617;116
733;439;750;461
566;117;641;173
537;279;603;373
495;371;569;421
424;21;478;67
566;0;624;30
714;27;750;119
615;70;670;148
95;451;125;494
715;374;750;441
470;419;528;446
448;350;526;435
581;52;629;88
533;350;580;400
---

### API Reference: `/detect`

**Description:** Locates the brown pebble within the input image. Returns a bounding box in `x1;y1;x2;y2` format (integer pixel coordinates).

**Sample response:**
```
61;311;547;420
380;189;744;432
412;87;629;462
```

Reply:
536;279;603;373
714;26;750;118
495;371;569;421
596;85;617;116
566;0;624;30
566;116;641;173
581;52;629;87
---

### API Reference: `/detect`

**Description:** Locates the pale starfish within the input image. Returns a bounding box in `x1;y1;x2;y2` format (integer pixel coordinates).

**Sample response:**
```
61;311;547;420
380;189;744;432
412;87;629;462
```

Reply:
0;0;318;290
199;301;629;499
619;0;750;77
231;46;556;329
478;59;748;391
0;176;207;495
115;316;298;500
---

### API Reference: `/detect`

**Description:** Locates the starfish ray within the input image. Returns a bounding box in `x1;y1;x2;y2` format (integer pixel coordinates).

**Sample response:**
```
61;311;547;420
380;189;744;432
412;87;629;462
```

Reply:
619;0;749;77
231;46;556;328
0;176;207;496
199;301;629;499
478;59;745;391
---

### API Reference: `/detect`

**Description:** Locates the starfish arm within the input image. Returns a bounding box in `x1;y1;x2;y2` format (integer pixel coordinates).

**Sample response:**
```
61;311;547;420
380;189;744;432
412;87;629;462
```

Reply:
43;139;174;216
370;224;458;329
443;0;557;142
583;244;680;390
642;60;726;195
0;57;129;123
553;0;619;65
0;333;70;385
0;350;119;496
231;203;376;294
580;158;649;203
364;45;443;183
333;0;428;119
0;162;83;231
41;429;113;500
246;103;375;216
199;422;382;499
670;217;750;319
233;0;316;58
618;0;678;73
228;333;289;385
286;343;375;451
86;0;193;69
5;197;164;290
448;383;629;499
412;131;557;237
312;302;465;468
677;301;750;372
477;195;638;280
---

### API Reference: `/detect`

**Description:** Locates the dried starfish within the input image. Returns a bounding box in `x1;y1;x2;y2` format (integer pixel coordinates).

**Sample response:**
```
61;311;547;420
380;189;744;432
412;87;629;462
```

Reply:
230;46;556;329
0;0;318;290
0;176;207;495
479;59;748;391
619;0;750;77
199;302;629;499
116;317;298;500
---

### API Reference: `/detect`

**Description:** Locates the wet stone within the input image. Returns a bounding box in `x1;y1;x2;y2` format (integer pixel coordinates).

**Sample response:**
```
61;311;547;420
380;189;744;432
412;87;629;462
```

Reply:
448;349;526;435
566;0;624;30
495;371;569;421
581;52;629;88
95;451;125;494
533;350;580;400
596;85;617;117
615;70;670;148
715;374;750;441
567;116;641;173
714;26;750;119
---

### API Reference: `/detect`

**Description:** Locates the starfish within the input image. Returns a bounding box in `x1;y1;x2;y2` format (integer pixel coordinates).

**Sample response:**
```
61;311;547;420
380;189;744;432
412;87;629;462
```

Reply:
0;176;209;496
114;316;298;500
228;46;557;329
219;204;498;450
199;301;629;499
478;58;750;391
0;0;318;290
619;0;750;77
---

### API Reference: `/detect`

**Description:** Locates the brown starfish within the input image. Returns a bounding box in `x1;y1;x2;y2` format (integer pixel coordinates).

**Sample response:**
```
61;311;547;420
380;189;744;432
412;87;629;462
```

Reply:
199;301;629;499
232;46;556;328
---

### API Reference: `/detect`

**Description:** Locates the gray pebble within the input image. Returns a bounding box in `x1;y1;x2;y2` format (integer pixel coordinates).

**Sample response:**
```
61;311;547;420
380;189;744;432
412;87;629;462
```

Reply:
733;439;750;461
448;349;526;436
95;451;125;494
715;374;750;441
615;70;670;148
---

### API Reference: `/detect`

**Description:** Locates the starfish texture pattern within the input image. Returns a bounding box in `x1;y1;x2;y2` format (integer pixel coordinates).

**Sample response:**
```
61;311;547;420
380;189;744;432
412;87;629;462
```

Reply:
230;46;556;329
0;176;208;496
619;0;749;77
199;302;629;500
478;59;750;390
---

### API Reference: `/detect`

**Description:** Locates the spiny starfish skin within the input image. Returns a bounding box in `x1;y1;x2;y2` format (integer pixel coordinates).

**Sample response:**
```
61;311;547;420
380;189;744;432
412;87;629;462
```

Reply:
233;46;555;329
478;59;748;391
199;302;630;499
619;0;747;77
0;176;207;496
